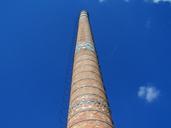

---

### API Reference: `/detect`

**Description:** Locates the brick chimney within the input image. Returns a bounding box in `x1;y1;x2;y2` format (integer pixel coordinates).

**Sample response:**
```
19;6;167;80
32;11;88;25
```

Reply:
67;10;114;128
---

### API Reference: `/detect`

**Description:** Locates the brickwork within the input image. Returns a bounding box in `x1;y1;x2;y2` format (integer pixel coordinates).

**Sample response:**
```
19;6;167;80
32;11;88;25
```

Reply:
67;10;114;128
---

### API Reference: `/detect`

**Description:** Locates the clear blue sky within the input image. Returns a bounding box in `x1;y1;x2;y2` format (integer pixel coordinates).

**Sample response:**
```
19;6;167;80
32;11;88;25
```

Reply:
0;0;171;128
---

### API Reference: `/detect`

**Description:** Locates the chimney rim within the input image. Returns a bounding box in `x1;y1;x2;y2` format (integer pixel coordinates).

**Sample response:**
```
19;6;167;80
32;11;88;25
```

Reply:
80;10;88;15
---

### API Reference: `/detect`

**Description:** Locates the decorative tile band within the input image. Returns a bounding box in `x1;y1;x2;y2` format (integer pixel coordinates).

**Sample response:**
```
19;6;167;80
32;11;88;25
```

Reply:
75;42;95;53
69;98;109;111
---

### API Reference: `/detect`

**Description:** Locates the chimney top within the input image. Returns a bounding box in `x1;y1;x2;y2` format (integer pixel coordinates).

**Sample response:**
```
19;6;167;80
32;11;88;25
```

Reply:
80;10;88;16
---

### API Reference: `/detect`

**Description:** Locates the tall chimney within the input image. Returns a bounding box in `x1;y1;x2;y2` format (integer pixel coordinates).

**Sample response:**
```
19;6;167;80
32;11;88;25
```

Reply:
67;10;114;128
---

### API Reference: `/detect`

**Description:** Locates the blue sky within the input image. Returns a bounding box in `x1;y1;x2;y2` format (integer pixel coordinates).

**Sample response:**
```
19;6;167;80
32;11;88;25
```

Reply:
0;0;171;128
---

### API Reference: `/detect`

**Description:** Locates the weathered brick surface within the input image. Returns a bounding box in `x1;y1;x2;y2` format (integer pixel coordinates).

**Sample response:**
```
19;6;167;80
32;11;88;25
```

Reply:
67;11;114;128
